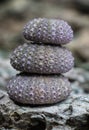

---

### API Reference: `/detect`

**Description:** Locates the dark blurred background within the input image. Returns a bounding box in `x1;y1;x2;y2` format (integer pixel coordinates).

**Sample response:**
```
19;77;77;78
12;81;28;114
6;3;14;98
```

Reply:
0;0;89;89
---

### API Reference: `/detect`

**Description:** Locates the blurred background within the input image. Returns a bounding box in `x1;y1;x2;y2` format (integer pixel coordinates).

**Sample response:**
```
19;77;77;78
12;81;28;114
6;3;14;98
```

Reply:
0;0;89;90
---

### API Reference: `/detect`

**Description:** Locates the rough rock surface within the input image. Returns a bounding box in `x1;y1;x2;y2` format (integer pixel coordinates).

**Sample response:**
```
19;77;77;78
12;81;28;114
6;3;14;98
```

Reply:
0;68;89;130
0;58;16;90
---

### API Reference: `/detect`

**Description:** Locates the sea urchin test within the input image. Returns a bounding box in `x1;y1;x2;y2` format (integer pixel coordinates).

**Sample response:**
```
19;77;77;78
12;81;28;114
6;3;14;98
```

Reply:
7;18;74;105
23;18;73;45
7;74;71;105
10;43;74;74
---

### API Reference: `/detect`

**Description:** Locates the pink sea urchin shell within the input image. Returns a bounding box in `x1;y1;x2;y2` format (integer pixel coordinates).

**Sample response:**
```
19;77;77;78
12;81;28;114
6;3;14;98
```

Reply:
23;18;73;45
7;74;71;105
10;43;74;74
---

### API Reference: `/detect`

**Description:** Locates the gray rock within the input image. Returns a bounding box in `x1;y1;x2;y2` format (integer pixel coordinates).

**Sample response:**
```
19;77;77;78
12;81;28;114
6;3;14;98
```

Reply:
0;67;89;129
64;68;89;83
74;0;89;13
0;79;89;130
0;58;16;90
65;68;89;93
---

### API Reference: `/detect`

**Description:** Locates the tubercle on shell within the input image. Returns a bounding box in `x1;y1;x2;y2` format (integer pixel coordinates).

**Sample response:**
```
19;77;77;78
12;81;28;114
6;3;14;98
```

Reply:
23;18;73;45
7;74;71;105
10;43;74;74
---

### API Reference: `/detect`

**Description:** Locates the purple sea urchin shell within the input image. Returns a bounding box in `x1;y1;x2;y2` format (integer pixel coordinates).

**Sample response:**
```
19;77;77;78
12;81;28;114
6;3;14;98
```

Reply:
7;74;71;105
10;43;74;74
23;18;73;45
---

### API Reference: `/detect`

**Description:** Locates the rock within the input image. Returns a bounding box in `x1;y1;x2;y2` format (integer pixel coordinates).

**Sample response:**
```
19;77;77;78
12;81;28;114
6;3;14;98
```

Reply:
0;80;89;130
80;62;89;71
67;29;89;69
0;57;16;90
0;68;89;129
0;0;8;4
65;68;89;93
44;7;89;29
76;46;89;61
74;0;89;13
69;29;89;62
64;68;89;83
5;0;30;19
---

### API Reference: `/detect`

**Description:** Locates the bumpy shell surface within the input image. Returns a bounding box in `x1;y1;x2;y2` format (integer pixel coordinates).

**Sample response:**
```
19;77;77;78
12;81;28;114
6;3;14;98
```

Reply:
10;43;74;74
23;18;73;45
7;74;71;105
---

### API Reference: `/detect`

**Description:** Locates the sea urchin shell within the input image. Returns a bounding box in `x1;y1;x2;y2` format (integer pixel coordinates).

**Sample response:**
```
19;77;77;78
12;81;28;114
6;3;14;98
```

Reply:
10;43;74;74
6;74;71;105
23;18;73;45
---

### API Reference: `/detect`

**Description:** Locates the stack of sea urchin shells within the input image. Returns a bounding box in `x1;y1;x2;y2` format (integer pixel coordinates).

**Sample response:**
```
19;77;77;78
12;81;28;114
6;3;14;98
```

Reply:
7;18;74;105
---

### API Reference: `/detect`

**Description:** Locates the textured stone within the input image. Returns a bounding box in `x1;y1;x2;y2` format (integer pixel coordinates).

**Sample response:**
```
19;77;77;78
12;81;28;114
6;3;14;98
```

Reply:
65;68;89;93
0;74;89;130
74;0;89;13
6;74;71;105
0;57;16;90
23;18;73;45
10;43;74;74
